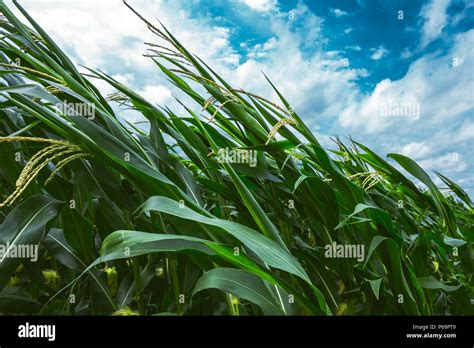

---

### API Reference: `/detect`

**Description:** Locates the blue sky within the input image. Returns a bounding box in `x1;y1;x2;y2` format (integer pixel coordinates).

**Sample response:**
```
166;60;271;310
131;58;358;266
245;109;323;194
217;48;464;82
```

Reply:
10;0;474;195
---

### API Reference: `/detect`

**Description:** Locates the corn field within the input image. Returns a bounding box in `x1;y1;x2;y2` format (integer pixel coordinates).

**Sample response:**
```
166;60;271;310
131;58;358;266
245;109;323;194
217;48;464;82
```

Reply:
0;0;472;316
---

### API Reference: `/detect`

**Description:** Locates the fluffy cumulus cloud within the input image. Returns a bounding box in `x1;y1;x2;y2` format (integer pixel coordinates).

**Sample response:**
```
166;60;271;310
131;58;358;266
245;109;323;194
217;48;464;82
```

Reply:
399;141;433;160
138;85;172;106
330;8;348;17
370;46;389;60
339;30;474;134
11;1;155;69
339;28;473;189
8;0;362;128
397;119;474;175
220;2;368;131
12;0;245;121
239;0;277;12
419;0;451;49
13;0;240;77
5;0;472;192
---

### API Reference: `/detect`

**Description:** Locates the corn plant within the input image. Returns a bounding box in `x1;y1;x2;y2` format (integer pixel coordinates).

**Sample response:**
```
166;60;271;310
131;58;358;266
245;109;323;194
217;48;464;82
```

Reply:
0;0;472;316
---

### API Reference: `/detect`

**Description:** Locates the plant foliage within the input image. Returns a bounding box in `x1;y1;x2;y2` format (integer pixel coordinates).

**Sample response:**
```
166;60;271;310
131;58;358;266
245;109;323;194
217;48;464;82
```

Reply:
0;0;472;315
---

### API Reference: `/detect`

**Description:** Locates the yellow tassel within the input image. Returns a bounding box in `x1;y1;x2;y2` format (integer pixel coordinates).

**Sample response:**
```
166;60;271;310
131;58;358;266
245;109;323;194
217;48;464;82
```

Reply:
0;137;89;208
266;118;297;145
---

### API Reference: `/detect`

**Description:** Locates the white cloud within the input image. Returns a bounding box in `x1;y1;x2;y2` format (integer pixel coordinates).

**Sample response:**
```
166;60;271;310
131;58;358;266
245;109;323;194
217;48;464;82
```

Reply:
399;141;433;160
346;45;361;51
239;0;277;12
419;0;451;49
405;119;473;156
2;0;471;194
339;29;473;191
400;48;413;59
13;0;241;75
7;0;365;130
455;120;474;142
330;8;348;17
224;3;365;128
450;1;474;27
138;85;172;105
340;30;474;135
419;152;467;173
389;132;471;189
113;74;135;85
247;37;278;59
10;1;159;71
370;46;389;60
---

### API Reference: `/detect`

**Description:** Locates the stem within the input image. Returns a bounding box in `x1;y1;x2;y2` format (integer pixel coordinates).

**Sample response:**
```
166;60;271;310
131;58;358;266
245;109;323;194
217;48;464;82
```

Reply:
132;257;144;314
155;213;184;315
169;256;183;315
225;293;236;316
